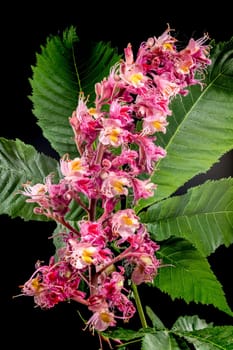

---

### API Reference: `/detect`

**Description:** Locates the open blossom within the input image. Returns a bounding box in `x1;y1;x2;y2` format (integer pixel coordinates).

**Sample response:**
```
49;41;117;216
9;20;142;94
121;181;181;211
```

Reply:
86;309;116;332
69;93;102;152
109;100;133;127
79;220;107;247
86;268;136;331
64;239;112;270
20;182;47;200
19;26;212;338
131;177;157;202
111;209;140;243
19;175;72;217
126;230;161;285
60;154;89;178
99;119;127;147
86;297;117;332
111;150;139;174
178;35;211;71
131;254;161;285
101;173;131;198
21;258;87;309
65;240;98;269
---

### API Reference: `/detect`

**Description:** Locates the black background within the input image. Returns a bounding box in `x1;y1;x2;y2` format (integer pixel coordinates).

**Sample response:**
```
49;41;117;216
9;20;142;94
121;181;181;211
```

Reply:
1;2;233;348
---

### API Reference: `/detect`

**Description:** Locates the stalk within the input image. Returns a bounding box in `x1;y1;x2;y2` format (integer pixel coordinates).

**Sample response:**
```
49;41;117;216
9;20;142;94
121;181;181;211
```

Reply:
131;282;148;329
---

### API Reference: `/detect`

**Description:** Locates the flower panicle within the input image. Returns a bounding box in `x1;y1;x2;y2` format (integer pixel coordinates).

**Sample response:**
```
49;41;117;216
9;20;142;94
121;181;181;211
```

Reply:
18;25;212;338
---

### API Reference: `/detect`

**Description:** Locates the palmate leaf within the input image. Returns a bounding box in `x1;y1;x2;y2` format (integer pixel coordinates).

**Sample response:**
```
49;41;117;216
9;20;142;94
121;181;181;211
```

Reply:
142;332;180;350
104;317;233;349
140;178;233;256
102;327;147;341
171;315;212;332
103;327;180;349
0;138;59;220
182;326;233;349
135;37;233;213
29;26;121;159
154;237;233;316
171;317;233;350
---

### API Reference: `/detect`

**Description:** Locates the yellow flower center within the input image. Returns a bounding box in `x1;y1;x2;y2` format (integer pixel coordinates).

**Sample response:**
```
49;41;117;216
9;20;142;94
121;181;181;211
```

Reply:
70;159;83;171
100;312;112;323
122;215;134;226
179;64;190;73
88;107;97;115
163;83;177;97
141;255;152;265
36;185;46;195
113;180;124;193
129;72;143;86
109;129;120;143
152;121;162;129
177;58;193;74
163;43;173;51
82;248;95;264
31;277;42;292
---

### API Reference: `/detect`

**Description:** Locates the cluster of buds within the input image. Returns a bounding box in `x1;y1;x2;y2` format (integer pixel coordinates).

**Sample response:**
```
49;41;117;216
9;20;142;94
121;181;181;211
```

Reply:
19;26;211;333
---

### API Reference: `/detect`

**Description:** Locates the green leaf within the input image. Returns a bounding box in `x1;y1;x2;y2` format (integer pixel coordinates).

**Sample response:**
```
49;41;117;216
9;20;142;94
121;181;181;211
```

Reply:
172;315;212;332
103;327;145;341
154;237;233;317
145;305;166;330
29;26;121;158
104;322;233;349
135;38;233;213
64;199;86;221
182;326;233;349
0;138;59;220
171;318;233;349
142;332;180;350
104;328;180;349
140;178;233;256
52;223;68;256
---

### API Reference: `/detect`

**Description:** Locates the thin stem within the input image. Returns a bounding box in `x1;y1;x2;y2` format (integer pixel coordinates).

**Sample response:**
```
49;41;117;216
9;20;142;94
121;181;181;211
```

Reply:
72;192;89;213
89;198;97;222
96;250;140;276
55;216;80;236
131;282;148;329
88;143;106;222
72;45;82;92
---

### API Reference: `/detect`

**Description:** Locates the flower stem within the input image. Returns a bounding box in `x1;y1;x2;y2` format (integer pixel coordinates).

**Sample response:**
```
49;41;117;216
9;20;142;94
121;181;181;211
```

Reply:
131;282;147;328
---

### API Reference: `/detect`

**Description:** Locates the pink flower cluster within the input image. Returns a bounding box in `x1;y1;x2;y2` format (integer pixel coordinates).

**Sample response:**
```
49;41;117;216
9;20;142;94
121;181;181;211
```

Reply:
19;26;211;332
